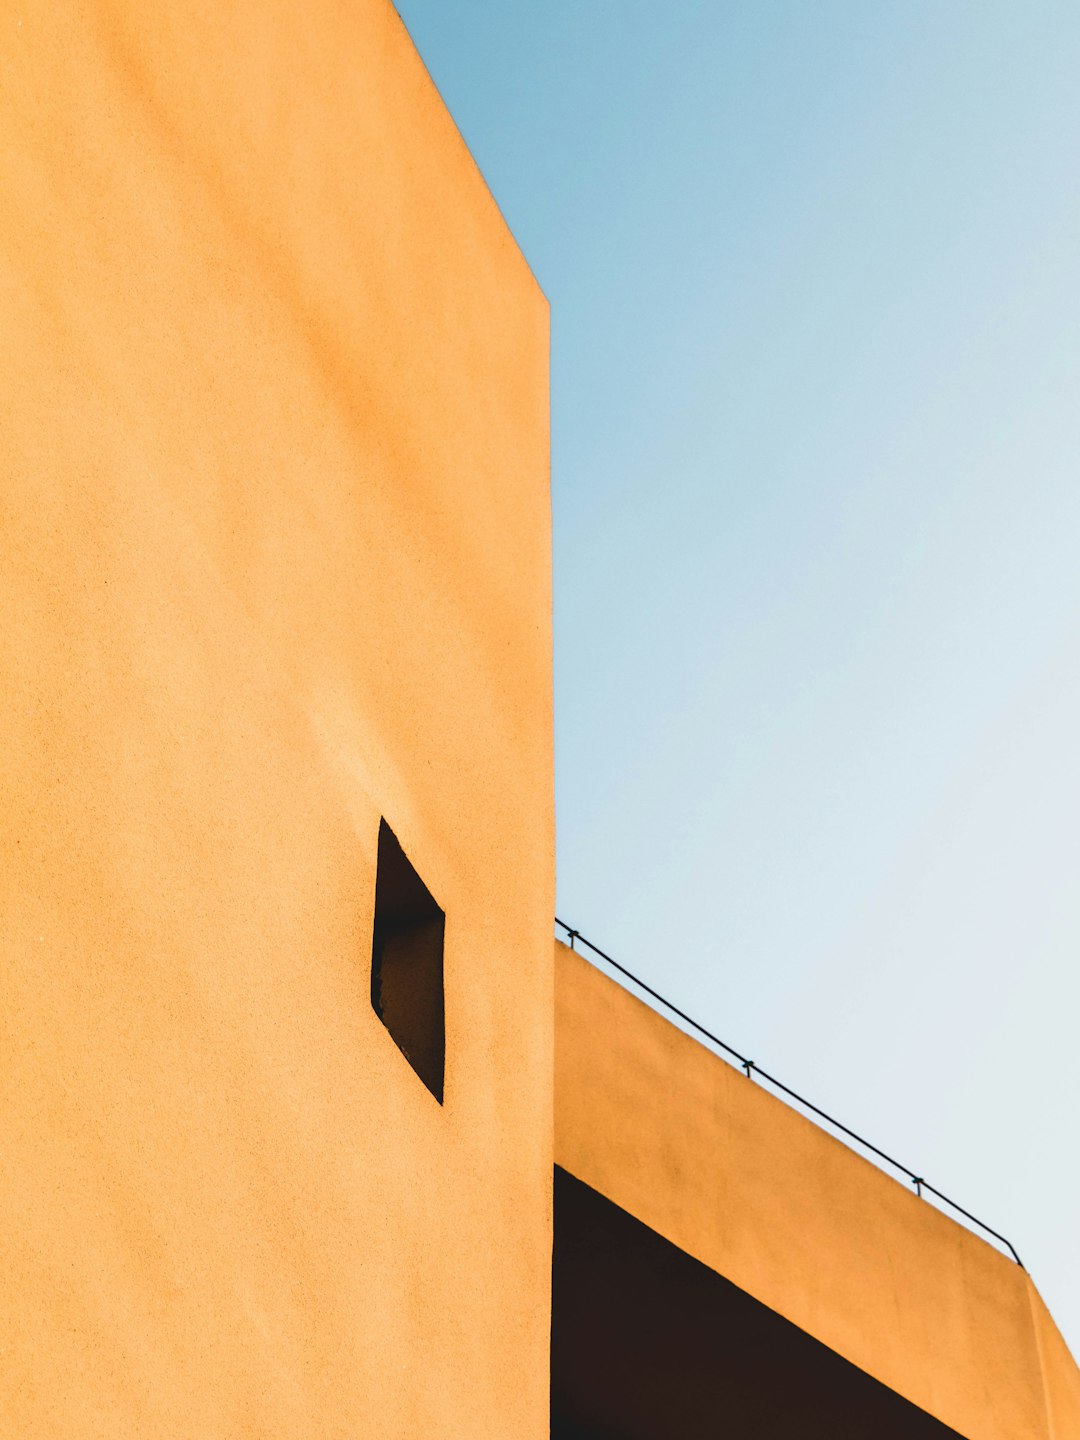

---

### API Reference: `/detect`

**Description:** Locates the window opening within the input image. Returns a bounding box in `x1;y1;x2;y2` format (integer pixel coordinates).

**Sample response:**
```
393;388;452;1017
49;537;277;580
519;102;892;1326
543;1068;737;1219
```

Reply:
370;819;445;1103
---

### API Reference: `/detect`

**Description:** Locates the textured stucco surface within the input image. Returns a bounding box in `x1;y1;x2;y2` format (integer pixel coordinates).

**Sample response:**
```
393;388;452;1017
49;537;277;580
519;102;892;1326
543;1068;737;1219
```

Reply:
0;5;552;1436
1030;1283;1080;1440
555;940;1079;1440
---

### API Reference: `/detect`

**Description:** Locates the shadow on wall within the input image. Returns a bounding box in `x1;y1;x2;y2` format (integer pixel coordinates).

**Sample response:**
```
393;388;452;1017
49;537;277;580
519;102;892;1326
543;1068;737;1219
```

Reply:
550;1167;964;1440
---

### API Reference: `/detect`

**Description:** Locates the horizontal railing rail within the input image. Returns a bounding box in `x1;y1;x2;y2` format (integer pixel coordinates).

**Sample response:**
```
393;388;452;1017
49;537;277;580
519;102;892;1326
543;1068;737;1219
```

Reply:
555;916;1023;1268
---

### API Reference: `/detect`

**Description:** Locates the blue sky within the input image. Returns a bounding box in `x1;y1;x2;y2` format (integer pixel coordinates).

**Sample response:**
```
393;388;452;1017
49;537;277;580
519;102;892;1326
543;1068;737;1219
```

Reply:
395;1;1080;1346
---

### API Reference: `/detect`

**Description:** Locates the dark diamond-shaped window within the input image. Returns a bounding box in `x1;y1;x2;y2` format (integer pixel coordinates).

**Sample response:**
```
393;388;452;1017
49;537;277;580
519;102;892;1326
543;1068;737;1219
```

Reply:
370;819;445;1103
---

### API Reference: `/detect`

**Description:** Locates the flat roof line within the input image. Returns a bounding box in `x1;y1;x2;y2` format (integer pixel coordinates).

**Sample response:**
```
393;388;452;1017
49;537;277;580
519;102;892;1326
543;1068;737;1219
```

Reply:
555;917;1024;1269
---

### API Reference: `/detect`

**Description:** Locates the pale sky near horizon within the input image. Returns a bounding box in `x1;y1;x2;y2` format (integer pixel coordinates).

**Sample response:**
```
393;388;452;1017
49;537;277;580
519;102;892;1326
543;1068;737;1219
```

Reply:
395;1;1080;1349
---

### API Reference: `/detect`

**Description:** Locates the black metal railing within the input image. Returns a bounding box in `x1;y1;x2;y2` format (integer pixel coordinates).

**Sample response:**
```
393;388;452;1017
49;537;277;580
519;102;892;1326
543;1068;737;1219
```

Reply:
555;917;1023;1268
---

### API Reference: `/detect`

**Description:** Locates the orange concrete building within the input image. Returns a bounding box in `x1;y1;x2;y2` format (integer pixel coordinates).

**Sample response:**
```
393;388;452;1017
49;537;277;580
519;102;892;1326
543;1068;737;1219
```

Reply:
1;3;1076;1437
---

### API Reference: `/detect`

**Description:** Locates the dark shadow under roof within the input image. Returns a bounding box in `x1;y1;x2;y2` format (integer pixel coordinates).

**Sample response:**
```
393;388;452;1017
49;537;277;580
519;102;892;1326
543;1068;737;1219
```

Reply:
552;1166;966;1440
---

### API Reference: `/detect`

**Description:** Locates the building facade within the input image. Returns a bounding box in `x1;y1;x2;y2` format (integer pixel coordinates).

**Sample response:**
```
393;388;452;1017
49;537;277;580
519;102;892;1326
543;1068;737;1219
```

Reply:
1;3;1076;1436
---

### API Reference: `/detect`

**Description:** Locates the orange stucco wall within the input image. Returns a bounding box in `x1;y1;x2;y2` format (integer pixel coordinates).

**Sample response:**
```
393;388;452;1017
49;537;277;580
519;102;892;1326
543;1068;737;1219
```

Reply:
0;5;552;1436
1030;1285;1080;1440
555;941;1080;1440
